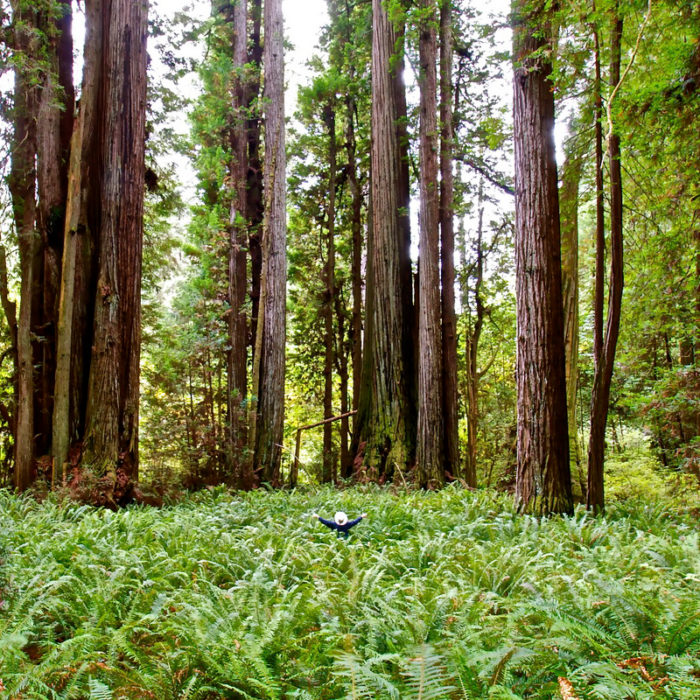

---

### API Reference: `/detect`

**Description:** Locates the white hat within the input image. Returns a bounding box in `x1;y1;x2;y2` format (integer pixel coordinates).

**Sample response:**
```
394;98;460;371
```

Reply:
334;511;348;526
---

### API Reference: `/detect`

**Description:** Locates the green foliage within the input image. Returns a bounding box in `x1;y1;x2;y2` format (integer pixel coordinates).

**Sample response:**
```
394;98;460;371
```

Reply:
1;486;698;698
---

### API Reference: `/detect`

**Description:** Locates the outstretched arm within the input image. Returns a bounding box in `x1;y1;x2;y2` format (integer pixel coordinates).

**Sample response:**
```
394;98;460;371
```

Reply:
313;514;337;530
345;513;367;530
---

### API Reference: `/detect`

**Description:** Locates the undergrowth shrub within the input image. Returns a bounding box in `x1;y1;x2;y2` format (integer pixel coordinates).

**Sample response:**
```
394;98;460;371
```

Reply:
0;486;698;698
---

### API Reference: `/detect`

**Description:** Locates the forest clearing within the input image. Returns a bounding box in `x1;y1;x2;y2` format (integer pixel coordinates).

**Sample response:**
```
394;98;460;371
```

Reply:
1;484;699;698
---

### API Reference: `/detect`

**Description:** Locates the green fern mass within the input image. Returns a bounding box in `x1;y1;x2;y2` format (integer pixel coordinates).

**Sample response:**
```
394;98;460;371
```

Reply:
0;486;698;698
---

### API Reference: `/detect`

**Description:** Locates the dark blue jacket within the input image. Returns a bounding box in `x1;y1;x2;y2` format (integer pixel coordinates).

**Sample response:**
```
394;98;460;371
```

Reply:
318;516;363;538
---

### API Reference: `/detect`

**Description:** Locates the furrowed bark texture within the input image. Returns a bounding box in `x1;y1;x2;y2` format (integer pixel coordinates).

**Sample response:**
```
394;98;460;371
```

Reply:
512;1;572;514
10;5;39;491
439;0;460;481
227;0;251;487
253;0;286;485
587;9;624;512
354;0;414;479
417;0;444;488
79;0;148;479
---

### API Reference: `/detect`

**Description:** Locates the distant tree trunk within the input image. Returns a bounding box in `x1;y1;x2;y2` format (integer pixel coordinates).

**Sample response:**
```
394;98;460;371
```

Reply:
464;196;485;488
592;3;605;370
252;0;286;485
346;90;363;430
34;0;74;459
394;22;416;424
9;3;39;491
0;247;18;429
247;0;264;362
512;0;572;514
417;0;444;488
353;0;414;479
440;0;460;481
587;8;624;512
227;0;251;487
322;102;338;484
335;293;351;478
559;121;583;489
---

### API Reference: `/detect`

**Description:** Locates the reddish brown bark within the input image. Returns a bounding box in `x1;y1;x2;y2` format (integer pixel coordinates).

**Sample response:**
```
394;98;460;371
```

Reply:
512;0;572;514
252;0;286;485
353;0;414;479
49;0;149;488
417;0;444;488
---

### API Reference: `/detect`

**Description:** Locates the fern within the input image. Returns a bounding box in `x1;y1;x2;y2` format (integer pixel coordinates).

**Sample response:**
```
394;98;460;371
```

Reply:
1;486;697;698
400;644;455;699
87;677;113;700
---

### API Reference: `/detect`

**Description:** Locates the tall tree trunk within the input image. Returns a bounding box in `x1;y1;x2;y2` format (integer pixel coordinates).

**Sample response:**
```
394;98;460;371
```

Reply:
394;22;416;426
512;0;572;515
9;3;39;491
52;0;148;490
439;0;460;481
322;103;338;484
83;0;148;480
343;43;363;429
592;2;605;370
464;195;485;488
587;8;624;511
247;0;264;363
53;0;107;481
34;0;74;459
227;0;251;487
353;0;414;480
335;292;351;478
417;0;444;488
252;0;286;485
559;121;583;492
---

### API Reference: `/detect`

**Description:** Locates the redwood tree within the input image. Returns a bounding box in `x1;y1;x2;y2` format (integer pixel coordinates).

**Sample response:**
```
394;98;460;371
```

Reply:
52;0;148;489
252;0;287;485
512;0;572;514
416;0;444;488
353;0;414;479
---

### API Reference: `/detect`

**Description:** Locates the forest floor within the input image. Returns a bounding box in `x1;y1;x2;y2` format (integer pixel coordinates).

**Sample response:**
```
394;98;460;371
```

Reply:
0;484;698;699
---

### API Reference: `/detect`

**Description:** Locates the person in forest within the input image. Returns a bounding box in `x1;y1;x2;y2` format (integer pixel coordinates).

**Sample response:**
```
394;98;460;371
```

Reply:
312;511;367;538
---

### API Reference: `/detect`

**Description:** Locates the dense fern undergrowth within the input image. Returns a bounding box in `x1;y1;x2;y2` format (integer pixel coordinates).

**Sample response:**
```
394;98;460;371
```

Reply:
0;486;698;699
